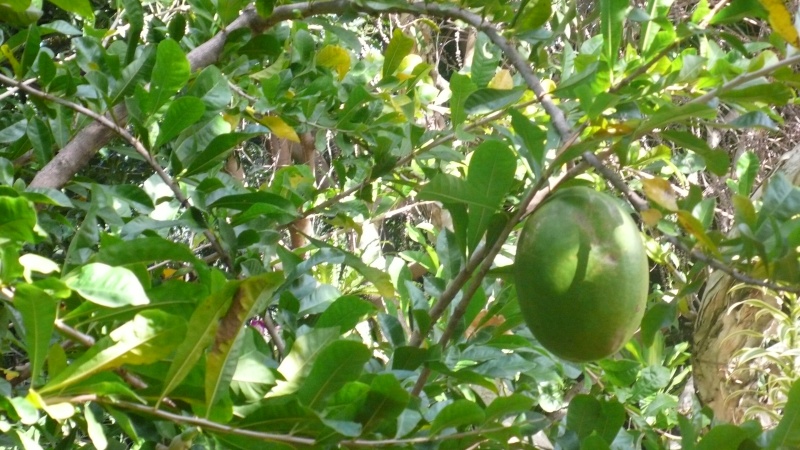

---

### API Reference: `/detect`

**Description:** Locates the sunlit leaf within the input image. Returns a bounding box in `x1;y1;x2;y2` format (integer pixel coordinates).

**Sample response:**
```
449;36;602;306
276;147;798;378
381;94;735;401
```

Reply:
296;340;370;408
317;45;351;80
641;177;679;211
63;263;149;307
757;0;800;47
14;284;57;387
382;29;414;78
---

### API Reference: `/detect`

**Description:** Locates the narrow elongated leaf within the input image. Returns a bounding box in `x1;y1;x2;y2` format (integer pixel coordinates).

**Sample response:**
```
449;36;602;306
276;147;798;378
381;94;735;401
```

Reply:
154;96;206;147
121;0;143;64
182;132;259;177
768;379;800;449
109;46;155;105
449;73;477;127
430;400;486;435
382;29;414;78
466;140;517;251
0;119;27;144
14;284;57;387
464;87;525;115
96;236;200;266
718;82;793;105
40;311;186;394
205;274;282;415
149;39;190;114
510;109;546;177
296;340;371;408
27;116;54;164
601;0;629;64
63;263;149;307
470;32;500;88
255;115;299;143
159;282;239;404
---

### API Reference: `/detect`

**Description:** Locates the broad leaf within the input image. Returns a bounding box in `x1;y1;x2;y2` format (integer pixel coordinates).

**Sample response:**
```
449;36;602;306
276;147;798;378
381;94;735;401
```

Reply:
429;399;485;435
63;263;149;308
154;96;206;147
148;39;190;114
382;29;414;78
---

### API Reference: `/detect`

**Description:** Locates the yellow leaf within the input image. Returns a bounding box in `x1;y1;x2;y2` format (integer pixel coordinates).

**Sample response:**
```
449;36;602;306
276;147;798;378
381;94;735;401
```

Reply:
317;45;351;81
677;211;717;252
397;54;423;80
758;0;800;48
640;208;662;227
641;177;679;211
488;69;514;90
256;115;300;143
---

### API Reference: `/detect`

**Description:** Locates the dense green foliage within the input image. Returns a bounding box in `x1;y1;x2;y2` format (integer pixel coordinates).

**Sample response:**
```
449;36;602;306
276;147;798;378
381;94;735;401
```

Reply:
0;0;799;448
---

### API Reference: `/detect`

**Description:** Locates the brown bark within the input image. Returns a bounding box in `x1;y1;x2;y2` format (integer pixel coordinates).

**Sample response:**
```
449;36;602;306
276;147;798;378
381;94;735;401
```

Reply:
271;132;317;250
692;147;800;425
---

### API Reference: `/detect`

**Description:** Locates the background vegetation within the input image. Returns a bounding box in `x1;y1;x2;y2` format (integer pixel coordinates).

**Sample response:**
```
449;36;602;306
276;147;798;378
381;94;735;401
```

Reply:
1;0;799;448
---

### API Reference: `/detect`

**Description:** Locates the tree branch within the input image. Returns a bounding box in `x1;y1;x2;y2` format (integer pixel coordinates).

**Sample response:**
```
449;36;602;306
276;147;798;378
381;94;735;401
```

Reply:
0;73;233;270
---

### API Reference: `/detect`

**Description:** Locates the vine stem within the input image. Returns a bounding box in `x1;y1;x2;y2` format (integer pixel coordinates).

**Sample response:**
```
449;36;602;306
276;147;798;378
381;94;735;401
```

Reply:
0;74;233;271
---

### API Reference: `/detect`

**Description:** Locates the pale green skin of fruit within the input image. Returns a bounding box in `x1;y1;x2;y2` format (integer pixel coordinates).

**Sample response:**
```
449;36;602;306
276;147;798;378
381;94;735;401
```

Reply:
514;187;649;362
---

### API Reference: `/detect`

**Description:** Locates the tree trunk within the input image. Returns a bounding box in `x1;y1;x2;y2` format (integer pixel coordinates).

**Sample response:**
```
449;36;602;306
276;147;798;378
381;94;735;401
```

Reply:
692;146;800;425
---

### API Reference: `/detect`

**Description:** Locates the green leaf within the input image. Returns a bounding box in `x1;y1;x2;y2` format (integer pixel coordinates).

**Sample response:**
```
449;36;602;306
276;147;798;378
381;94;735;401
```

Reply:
466;140;517;252
182;132;259;177
696;424;747;450
567;395;625;442
109;46;155;105
296;340;371;408
27;116;54;164
638;103;715;134
449;73;477;127
601;0;629;64
96;236;200;266
0;119;27;144
84;403;108;450
315;295;377;332
464;87;526;115
0;195;37;243
382;29;414;78
470;32;500;88
719;83;793;105
640;302;676;347
46;0;93;21
418;174;496;210
510;109;546;177
205;274;282;415
759;172;800;226
159;282;238;404
149;39;190;114
14;284;57;387
768;379;800;449
271;327;341;397
516;0;552;31
661;130;730;176
735;151;759;196
154;96;206;148
63;263;149;307
40;311;186;394
356;373;411;433
120;0;143;64
429;399;486;435
485;394;535;423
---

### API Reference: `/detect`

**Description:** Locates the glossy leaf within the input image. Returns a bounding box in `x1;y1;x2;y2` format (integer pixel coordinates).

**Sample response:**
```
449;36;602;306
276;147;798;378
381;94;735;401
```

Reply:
149;39;190;114
154;96;206;148
382;29;414;78
14;284;57;387
63;263;149;308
